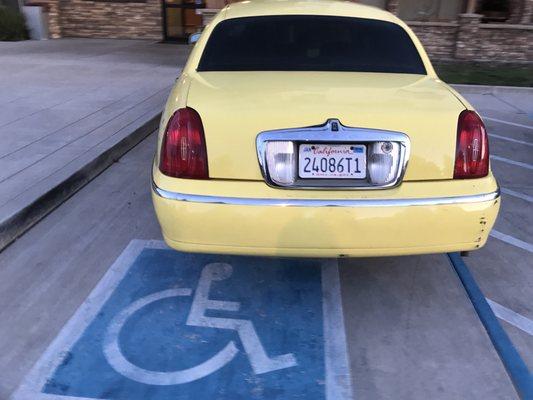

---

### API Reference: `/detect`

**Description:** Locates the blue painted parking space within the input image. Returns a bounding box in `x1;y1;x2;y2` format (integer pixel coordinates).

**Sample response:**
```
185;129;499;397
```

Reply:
13;240;352;400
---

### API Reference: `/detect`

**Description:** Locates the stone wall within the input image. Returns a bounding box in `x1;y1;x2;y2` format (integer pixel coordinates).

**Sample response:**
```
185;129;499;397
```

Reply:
389;0;532;62
475;24;533;61
407;16;532;62
46;0;62;38
56;0;162;40
42;0;532;63
407;22;457;59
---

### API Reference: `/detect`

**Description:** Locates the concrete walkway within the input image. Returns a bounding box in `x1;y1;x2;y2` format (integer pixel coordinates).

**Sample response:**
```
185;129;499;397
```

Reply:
0;39;189;250
453;84;533;128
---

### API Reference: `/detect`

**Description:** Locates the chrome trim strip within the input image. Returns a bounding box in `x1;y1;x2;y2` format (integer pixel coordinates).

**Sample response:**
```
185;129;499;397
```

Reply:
152;181;500;208
255;119;411;190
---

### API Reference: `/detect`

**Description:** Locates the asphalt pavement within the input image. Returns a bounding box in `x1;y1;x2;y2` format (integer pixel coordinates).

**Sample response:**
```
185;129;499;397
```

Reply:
0;87;531;400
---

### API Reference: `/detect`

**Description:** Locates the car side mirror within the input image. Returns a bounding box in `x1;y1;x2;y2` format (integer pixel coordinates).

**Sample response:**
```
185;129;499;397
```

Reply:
189;32;201;45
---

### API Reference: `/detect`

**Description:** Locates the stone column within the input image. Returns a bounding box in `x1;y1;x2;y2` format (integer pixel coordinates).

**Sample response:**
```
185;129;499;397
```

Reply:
46;0;62;38
386;0;399;15
465;0;477;14
508;0;523;23
454;13;482;60
521;0;533;24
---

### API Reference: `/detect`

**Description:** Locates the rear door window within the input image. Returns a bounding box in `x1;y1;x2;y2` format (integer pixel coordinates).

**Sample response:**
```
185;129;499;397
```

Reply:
198;15;426;74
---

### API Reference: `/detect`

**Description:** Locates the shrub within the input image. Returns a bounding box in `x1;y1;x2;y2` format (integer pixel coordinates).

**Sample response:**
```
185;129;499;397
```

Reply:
0;6;29;41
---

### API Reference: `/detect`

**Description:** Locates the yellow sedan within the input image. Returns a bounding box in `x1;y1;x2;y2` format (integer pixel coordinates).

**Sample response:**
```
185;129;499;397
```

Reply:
152;0;499;257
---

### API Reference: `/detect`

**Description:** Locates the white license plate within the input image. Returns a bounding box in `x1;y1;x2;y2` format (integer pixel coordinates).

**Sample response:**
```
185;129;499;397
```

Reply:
298;144;366;179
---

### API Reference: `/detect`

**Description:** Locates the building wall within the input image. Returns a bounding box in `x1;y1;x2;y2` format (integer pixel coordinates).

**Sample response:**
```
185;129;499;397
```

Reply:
408;22;458;59
463;24;532;61
55;0;162;39
398;0;464;21
44;0;532;63
409;16;532;62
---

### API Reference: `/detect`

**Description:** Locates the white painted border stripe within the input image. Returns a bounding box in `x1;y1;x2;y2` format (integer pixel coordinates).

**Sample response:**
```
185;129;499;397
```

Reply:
11;240;163;400
490;230;533;253
491;155;533;171
322;260;354;400
487;299;533;336
501;188;533;203
483;117;533;131
489;134;533;147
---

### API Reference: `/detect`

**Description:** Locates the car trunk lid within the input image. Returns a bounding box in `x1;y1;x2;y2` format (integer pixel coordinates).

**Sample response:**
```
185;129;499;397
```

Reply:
186;71;465;182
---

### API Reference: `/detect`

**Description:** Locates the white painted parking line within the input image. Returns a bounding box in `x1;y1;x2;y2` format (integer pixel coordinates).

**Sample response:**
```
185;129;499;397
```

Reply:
501;188;533;203
490;230;533;253
322;260;353;400
491;155;533;171
483;116;533;131
11;239;151;400
489;134;533;147
487;299;533;336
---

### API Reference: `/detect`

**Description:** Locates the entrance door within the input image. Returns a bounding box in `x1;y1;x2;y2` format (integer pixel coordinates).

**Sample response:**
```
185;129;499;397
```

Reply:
163;0;205;41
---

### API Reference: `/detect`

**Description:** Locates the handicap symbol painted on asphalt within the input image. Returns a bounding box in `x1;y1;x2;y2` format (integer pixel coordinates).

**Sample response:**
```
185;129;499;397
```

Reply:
104;262;297;385
12;240;352;400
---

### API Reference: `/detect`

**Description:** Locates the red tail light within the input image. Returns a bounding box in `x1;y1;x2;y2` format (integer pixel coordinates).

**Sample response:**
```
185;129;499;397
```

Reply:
454;110;489;179
159;107;208;179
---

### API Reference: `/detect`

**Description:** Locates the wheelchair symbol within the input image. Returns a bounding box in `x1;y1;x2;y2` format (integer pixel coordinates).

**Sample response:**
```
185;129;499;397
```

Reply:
103;263;298;385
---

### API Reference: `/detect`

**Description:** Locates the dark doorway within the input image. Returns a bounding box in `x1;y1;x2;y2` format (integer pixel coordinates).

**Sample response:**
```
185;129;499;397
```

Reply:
162;0;205;42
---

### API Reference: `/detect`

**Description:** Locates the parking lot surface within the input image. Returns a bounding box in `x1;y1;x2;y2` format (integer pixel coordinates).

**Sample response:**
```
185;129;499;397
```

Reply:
0;89;531;399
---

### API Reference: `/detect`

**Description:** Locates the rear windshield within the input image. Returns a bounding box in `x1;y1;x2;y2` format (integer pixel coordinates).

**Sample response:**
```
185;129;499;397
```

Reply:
198;16;426;74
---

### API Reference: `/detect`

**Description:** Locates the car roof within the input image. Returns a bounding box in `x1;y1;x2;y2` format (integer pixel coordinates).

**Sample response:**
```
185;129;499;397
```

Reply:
223;0;398;23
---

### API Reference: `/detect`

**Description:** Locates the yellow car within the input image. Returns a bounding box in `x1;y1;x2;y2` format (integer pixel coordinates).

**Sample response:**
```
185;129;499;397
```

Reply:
152;0;500;257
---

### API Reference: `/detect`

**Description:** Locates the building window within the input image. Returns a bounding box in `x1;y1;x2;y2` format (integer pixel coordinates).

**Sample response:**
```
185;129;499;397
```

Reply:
478;0;510;22
398;0;465;21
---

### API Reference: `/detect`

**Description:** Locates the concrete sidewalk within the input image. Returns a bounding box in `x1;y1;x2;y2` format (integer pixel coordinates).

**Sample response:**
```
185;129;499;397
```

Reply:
0;39;189;250
452;84;533;127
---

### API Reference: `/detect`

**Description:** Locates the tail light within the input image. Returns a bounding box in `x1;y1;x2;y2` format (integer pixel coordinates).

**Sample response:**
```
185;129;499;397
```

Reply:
159;107;208;179
454;110;489;179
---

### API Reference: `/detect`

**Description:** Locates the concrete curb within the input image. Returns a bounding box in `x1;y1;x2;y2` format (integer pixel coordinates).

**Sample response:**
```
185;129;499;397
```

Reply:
0;114;161;252
451;84;533;95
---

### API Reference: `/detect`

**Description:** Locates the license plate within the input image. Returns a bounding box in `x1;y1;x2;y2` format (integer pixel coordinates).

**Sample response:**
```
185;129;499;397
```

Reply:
298;144;366;179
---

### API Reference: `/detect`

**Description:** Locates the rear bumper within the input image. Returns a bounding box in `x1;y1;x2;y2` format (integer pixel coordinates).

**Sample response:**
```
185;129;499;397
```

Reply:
152;177;500;257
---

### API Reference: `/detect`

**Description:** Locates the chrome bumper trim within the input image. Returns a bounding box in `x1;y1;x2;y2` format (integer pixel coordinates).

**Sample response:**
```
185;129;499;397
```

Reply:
152;181;500;208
